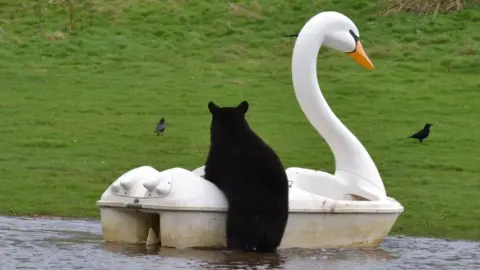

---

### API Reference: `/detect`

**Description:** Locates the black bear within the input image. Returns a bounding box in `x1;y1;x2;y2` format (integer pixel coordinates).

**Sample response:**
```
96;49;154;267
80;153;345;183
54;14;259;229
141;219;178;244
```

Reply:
204;100;289;253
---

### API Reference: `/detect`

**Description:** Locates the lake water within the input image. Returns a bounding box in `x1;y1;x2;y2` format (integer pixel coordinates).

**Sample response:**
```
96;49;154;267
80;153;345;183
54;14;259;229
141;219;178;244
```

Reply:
0;216;478;269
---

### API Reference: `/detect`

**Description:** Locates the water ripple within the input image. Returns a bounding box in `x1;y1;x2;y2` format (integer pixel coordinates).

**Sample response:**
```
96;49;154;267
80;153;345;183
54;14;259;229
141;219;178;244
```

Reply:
0;216;478;270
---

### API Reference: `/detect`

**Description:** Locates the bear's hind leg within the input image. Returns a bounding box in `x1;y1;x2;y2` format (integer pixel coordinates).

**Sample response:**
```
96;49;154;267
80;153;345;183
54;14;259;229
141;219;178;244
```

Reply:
225;205;265;252
255;205;289;253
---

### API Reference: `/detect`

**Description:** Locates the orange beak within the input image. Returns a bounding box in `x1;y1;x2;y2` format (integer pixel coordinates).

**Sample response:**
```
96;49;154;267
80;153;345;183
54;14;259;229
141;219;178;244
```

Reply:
348;40;374;70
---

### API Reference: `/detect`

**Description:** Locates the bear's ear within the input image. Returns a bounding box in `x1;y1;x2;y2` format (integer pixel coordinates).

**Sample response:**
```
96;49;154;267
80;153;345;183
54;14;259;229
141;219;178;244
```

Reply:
237;101;249;114
208;101;220;115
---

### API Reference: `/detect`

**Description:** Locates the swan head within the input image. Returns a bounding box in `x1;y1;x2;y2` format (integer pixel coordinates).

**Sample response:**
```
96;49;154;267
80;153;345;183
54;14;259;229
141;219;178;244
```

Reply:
287;11;374;70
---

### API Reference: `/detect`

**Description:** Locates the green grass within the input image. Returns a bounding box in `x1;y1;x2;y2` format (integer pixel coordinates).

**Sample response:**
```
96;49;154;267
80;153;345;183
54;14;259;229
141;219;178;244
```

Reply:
1;0;480;241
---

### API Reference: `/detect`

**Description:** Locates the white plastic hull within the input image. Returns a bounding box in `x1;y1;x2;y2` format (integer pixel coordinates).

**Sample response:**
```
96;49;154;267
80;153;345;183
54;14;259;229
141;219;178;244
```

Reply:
98;205;402;249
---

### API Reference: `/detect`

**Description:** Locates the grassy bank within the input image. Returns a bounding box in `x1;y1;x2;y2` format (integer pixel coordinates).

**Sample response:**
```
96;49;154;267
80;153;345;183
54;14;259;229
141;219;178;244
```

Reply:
1;0;479;240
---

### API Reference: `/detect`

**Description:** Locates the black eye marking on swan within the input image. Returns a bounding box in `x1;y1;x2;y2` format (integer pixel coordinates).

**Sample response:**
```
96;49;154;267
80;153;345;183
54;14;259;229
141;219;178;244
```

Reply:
349;30;359;42
346;29;360;54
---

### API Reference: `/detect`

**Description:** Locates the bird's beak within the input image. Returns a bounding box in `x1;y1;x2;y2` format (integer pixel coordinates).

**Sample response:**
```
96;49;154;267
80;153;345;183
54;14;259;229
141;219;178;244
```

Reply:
348;40;374;70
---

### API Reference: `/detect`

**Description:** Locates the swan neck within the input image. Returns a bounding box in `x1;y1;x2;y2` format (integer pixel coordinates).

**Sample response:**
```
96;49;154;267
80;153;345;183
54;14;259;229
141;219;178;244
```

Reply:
291;28;353;162
290;16;386;195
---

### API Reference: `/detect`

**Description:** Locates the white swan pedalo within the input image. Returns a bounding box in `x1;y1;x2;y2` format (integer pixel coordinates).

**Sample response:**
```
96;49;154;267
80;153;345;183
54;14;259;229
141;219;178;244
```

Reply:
97;11;404;249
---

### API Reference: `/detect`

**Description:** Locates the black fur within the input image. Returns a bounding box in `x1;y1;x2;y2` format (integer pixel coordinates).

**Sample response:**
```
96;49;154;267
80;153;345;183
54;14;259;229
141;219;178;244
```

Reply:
204;101;289;253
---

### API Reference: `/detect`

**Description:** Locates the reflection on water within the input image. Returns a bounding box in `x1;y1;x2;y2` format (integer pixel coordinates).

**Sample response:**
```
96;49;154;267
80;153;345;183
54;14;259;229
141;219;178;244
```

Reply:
0;216;479;269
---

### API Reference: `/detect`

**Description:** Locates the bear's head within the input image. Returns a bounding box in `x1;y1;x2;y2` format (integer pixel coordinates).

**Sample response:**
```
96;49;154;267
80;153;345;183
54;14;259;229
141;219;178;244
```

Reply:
207;101;250;136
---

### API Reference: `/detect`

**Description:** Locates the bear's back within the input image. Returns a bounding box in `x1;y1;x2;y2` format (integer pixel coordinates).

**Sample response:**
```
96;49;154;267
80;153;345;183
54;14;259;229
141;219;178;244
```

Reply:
205;127;287;195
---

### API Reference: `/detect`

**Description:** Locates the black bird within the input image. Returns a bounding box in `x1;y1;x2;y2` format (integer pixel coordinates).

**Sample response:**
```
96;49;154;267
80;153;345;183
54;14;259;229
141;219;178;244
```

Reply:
155;118;166;136
407;123;432;143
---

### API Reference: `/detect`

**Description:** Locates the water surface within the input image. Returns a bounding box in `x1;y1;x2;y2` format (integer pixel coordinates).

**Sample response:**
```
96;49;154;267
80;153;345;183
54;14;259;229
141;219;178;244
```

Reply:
0;216;478;269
